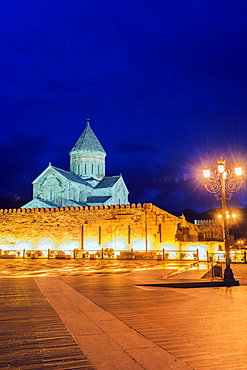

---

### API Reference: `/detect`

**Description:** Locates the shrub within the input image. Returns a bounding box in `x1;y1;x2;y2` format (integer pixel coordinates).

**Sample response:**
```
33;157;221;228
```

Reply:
96;248;115;258
120;251;134;257
35;250;43;257
26;250;43;257
104;248;114;257
120;251;157;259
74;248;80;257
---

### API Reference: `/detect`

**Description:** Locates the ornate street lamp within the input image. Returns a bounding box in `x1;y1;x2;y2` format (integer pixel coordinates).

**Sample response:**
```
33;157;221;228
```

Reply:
202;158;243;285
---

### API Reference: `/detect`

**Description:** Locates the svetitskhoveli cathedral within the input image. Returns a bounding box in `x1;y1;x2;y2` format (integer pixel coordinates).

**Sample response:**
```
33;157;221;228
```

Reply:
22;120;129;208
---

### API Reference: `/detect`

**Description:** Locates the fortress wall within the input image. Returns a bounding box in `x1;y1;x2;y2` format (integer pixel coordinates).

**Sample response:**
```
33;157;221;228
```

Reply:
0;203;182;251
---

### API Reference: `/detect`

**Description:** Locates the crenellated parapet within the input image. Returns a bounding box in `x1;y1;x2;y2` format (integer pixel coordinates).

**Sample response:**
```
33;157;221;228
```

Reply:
194;219;220;226
0;203;154;214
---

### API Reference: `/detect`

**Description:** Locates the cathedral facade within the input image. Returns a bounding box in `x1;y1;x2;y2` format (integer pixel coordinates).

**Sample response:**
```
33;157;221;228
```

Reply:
22;121;129;208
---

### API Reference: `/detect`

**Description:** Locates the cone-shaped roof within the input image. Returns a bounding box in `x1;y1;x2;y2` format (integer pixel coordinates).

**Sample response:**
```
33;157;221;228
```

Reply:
70;122;106;154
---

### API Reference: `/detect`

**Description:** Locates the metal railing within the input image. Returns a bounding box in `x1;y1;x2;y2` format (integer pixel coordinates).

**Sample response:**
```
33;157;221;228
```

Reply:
0;248;200;261
1;247;247;262
207;251;247;263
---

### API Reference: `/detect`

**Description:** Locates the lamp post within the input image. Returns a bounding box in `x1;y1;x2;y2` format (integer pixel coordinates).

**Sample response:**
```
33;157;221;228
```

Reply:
202;158;243;284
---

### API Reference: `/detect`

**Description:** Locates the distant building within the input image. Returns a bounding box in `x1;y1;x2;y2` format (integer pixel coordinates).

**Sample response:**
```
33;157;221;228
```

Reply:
194;219;223;241
22;121;129;208
195;219;235;245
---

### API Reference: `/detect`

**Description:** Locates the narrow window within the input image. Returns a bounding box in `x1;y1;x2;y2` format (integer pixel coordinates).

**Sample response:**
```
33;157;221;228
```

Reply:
85;164;87;174
128;225;131;244
92;163;94;173
49;189;53;201
98;164;100;175
79;191;84;202
158;224;162;243
98;226;102;245
81;224;84;250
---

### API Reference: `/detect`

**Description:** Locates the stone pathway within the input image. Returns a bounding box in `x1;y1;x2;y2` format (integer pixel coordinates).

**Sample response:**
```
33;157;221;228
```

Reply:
35;277;191;370
60;267;247;369
1;264;247;369
0;278;94;369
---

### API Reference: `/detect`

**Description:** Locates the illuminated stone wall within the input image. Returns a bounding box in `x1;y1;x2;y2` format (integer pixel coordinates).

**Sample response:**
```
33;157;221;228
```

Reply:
0;203;197;252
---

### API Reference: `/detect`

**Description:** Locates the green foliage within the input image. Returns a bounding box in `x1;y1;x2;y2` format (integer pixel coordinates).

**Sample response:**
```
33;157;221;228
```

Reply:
104;248;114;257
119;250;157;259
119;251;133;256
134;251;157;259
74;248;80;257
26;250;43;257
49;250;56;257
96;250;102;257
96;248;115;258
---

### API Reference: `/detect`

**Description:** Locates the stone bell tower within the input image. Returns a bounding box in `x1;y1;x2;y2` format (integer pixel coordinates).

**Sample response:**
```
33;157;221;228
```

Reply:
69;120;106;180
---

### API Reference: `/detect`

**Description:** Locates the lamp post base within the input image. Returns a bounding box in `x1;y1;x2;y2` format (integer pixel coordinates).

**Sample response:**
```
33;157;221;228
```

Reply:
223;267;239;286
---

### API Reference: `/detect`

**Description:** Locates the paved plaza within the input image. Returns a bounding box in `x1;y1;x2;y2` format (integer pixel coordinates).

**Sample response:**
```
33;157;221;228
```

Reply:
1;260;247;369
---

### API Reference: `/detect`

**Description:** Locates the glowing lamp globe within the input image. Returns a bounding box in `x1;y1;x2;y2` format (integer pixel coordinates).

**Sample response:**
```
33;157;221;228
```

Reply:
235;166;242;176
203;167;210;178
217;158;225;174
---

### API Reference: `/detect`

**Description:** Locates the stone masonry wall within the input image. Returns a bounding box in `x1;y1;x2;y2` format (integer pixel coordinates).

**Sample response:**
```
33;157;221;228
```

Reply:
0;203;185;251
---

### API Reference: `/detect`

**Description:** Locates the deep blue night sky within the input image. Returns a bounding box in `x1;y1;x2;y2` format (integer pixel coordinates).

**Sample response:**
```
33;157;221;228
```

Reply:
1;0;247;212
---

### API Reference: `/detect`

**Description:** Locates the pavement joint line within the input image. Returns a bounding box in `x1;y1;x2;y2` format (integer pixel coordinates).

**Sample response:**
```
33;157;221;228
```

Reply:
34;277;193;370
162;262;201;279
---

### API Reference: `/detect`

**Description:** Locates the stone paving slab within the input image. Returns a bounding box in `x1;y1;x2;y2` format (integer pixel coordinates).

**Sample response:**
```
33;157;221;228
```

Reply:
2;263;247;369
60;267;247;369
0;278;94;369
35;277;192;370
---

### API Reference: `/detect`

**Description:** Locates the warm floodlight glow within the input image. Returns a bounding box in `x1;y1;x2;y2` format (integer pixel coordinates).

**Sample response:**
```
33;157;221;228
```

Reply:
235;166;242;176
202;167;210;178
217;158;225;174
217;211;237;228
